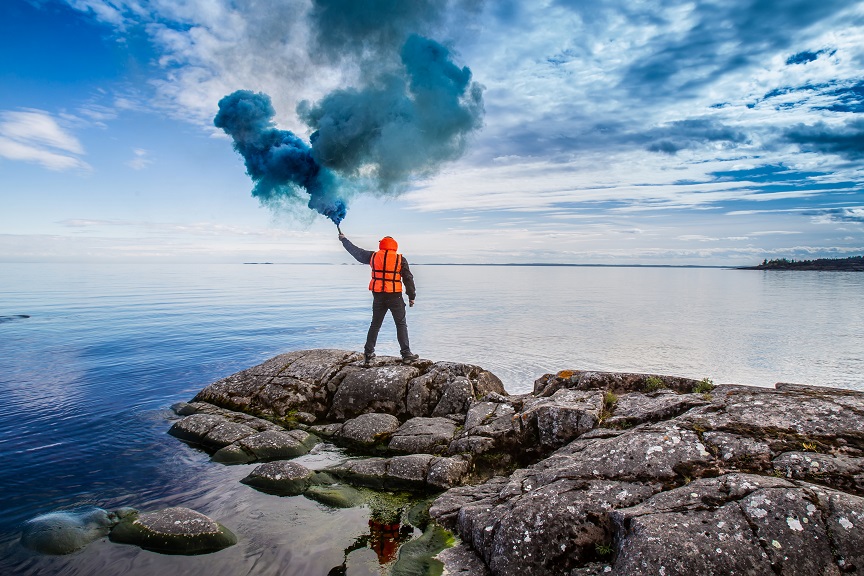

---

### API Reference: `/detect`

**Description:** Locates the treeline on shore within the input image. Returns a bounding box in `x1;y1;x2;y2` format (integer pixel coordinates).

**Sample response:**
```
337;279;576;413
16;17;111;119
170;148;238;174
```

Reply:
740;255;864;271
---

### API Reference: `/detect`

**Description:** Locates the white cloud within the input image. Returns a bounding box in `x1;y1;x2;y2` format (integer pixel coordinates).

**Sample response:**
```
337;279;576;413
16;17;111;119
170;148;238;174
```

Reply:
0;110;89;171
126;148;152;170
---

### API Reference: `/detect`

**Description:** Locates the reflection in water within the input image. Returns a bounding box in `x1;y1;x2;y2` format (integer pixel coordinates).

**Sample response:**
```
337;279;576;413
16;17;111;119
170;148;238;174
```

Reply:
328;519;415;575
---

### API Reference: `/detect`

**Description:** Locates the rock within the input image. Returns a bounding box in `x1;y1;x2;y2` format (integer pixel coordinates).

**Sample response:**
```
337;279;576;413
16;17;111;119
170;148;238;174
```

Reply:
339;413;401;447
304;484;365;508
429;476;510;529
405;362;506;418
806;483;864;572
168;413;225;444
387;454;437;489
472;479;656;576
175;353;864;575
432;376;474;416
203;421;258;448
328;364;421;420
702;431;773;469
241;461;314;495
436;543;492;576
603;390;709;427
534;370;702;397
194;349;361;419
519;389;604;449
677;383;864;450
427;456;471;490
21;506;136;555
389;417;459;455
109;507;236;555
773;451;864;492
225;430;316;463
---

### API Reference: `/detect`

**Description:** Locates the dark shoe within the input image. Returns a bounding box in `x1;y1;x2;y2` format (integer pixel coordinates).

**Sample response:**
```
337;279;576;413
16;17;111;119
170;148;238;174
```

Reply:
363;353;376;366
401;353;419;363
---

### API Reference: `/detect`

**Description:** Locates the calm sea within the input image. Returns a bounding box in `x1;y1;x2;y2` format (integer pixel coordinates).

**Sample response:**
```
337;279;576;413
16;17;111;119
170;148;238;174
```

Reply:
1;263;862;575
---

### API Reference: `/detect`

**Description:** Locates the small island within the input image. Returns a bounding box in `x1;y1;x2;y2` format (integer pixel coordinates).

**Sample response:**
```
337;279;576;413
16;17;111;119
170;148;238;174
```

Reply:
738;255;864;271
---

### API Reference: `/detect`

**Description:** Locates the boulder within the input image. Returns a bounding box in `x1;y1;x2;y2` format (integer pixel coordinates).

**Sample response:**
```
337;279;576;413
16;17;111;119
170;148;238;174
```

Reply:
519;389;604;449
339;413;401;447
211;429;318;464
389;417;459;455
328;364;421;420
241;461;314;495
109;507;236;555
21;506;137;555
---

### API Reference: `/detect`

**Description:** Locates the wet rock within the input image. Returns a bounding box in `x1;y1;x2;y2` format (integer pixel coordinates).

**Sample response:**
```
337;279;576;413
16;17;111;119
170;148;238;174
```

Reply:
109;507;236;555
241;461;314;495
328;364;421;420
21;506;137;555
338;413;400;447
389;417;459;455
304;484;365;508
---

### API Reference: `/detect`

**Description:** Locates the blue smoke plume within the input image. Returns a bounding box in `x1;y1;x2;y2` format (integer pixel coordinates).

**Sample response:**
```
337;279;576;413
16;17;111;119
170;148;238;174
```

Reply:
215;34;483;225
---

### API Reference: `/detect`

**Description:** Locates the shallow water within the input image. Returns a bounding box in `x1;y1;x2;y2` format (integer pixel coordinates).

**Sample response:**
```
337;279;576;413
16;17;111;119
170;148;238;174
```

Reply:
1;262;862;574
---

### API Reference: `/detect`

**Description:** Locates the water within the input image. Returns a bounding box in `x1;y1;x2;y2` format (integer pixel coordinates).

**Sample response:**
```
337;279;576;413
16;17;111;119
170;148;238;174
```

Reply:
1;263;862;574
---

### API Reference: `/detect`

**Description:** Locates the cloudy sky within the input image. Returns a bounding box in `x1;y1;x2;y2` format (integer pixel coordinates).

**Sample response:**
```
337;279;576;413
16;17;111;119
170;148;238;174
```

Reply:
1;0;863;265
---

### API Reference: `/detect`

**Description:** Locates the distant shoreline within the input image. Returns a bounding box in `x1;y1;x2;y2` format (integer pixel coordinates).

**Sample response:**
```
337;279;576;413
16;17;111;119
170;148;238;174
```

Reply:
736;255;864;271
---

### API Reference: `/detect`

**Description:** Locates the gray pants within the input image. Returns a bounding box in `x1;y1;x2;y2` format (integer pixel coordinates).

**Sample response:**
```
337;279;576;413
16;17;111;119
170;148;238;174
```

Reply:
364;292;410;357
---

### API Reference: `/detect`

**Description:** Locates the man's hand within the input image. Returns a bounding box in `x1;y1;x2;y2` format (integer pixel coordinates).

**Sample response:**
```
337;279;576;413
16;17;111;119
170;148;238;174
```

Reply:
338;233;346;240
409;300;415;307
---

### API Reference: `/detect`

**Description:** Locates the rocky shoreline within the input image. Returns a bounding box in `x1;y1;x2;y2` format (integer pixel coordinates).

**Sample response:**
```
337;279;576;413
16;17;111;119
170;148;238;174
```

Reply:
163;349;863;575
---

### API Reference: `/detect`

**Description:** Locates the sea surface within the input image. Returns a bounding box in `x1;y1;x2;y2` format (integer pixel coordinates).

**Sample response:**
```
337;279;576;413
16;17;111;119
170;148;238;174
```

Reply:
1;262;862;575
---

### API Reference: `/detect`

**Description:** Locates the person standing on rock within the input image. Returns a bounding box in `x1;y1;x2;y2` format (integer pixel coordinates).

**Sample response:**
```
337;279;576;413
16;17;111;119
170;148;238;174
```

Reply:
339;233;419;366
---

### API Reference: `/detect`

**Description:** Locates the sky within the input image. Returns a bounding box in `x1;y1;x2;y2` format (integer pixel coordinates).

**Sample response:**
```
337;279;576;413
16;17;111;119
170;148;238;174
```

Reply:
1;0;863;265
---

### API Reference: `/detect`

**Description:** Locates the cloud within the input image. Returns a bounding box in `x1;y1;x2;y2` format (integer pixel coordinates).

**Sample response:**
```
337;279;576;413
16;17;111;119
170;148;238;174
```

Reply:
126;148;151;170
784;118;864;160
644;119;749;154
806;207;864;224
0;110;89;170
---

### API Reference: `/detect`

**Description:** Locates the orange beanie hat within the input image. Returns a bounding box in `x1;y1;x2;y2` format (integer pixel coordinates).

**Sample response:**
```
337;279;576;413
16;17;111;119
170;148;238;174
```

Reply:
379;236;398;251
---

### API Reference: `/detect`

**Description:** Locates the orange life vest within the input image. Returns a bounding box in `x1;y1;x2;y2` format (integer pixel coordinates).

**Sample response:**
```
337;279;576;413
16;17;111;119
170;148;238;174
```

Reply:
369;250;403;293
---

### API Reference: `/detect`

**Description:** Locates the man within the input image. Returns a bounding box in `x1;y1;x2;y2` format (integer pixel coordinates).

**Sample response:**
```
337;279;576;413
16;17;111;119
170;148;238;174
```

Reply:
339;232;419;365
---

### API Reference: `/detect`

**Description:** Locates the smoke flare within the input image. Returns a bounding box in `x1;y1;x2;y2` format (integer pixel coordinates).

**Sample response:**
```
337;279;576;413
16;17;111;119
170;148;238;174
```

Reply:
215;34;483;225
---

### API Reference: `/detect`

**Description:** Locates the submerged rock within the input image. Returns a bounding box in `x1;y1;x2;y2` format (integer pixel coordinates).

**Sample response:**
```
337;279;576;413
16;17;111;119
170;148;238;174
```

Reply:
109;507;236;555
21;506;137;555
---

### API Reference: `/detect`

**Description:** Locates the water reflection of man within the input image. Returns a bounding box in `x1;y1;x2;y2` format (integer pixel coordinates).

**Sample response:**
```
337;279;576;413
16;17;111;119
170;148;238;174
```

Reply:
327;519;414;575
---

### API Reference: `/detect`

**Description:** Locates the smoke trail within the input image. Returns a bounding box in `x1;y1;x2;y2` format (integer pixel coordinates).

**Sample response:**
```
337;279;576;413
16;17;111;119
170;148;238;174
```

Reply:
215;34;483;224
214;90;346;224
